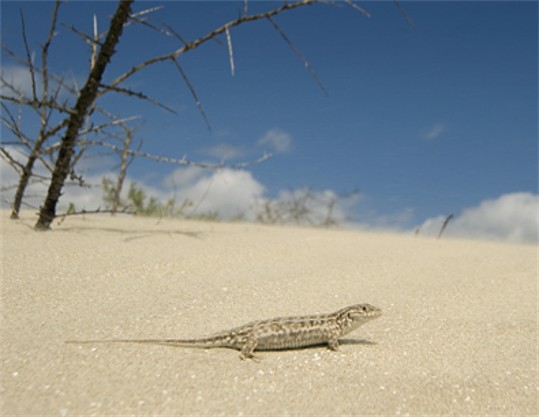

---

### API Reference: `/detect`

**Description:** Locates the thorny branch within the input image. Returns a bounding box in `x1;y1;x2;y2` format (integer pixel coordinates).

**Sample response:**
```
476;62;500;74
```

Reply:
170;58;211;130
108;0;326;90
54;207;137;222
97;84;176;114
0;93;75;115
0;147;25;175
266;16;328;96
45;137;272;170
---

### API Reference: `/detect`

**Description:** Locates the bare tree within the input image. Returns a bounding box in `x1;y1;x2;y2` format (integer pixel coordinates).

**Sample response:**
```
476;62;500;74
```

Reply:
1;1;141;219
1;1;63;219
34;0;134;230
3;0;408;229
30;0;348;230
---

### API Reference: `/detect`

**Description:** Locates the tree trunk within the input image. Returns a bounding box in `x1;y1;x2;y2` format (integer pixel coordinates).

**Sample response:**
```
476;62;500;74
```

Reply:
10;150;39;219
35;0;134;230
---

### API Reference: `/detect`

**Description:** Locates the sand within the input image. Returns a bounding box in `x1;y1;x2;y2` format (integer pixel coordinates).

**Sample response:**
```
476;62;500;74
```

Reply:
1;210;537;416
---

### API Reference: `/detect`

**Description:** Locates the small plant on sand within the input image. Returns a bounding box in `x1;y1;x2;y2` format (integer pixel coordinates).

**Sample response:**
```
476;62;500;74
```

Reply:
101;177;218;220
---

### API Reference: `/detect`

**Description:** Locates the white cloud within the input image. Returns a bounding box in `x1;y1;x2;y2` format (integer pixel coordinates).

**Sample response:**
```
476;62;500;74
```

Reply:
2;151;360;225
163;165;206;189
1;64;75;101
165;167;266;218
199;143;246;160
257;129;292;154
418;192;538;243
423;123;445;140
0;146;114;212
1;65;41;97
1;164;108;213
3;150;536;243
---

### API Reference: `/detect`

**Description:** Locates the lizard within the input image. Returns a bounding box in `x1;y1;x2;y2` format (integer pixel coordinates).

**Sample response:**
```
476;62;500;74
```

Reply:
66;303;382;360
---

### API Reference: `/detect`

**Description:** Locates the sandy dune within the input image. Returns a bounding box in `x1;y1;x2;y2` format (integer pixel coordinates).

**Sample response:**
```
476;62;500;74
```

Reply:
1;210;537;416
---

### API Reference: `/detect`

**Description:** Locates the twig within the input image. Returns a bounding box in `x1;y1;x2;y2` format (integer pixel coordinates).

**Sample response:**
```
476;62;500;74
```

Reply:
160;22;187;46
0;147;25;175
62;23;104;49
0;93;75;115
125;5;165;29
41;0;61;105
266;16;329;96
170;57;211;130
128;14;173;37
97;84;176;114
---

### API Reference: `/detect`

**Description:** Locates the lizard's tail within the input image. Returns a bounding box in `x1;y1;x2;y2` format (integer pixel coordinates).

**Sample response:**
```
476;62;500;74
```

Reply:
65;337;228;348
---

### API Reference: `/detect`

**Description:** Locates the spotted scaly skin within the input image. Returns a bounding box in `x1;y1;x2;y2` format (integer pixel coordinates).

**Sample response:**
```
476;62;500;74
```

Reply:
67;303;382;360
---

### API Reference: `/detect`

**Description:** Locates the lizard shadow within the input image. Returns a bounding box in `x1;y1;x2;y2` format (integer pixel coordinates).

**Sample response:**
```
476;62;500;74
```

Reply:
66;339;378;358
338;338;378;346
148;338;377;351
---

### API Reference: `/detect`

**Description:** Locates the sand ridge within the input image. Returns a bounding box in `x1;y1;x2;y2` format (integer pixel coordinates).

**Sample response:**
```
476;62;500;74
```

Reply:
1;210;537;416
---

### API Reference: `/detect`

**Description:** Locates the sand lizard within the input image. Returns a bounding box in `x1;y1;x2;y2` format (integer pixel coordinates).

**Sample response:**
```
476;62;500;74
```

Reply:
66;303;382;360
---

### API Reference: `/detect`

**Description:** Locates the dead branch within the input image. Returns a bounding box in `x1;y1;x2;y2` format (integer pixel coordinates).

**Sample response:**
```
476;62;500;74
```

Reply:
40;0;60;107
54;207;137;222
125;5;165;30
73;137;272;170
127;14;172;37
108;0;324;90
1;103;58;173
97;83;176;114
160;22;188;46
0;93;75;115
63;23;104;49
0;147;25;175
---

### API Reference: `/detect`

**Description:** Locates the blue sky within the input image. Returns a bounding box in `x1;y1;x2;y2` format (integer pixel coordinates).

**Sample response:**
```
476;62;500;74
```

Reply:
1;1;537;241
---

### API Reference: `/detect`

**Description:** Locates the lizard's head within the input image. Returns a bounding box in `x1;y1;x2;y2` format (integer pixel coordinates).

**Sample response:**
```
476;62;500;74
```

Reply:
336;304;382;331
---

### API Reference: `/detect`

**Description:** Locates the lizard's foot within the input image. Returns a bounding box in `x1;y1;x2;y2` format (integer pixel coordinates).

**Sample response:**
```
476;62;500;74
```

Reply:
240;352;262;362
328;339;340;351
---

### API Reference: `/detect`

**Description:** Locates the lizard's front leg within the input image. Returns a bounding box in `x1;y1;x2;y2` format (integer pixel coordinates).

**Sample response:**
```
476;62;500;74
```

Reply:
239;337;259;361
328;335;340;351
